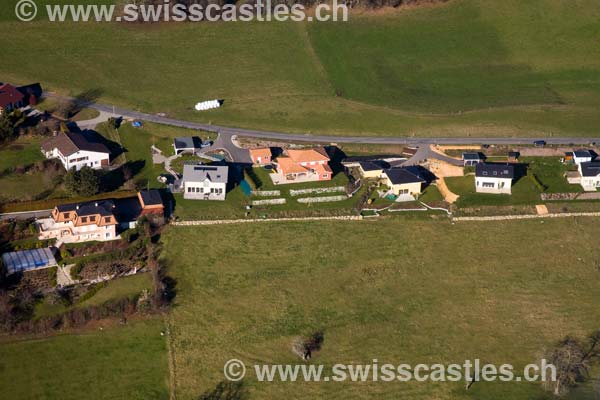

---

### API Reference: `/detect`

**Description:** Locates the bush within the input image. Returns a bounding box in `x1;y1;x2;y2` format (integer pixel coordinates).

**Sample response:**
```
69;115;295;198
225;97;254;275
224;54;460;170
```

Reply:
70;262;84;280
47;267;58;287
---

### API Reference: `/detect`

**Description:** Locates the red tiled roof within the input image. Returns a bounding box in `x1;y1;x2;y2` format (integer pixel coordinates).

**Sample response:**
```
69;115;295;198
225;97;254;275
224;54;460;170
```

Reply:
249;147;271;160
276;157;309;175
286;147;330;164
0;84;24;108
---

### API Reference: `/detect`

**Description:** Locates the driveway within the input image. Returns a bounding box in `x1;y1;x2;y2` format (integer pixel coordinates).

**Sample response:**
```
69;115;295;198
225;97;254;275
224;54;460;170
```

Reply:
402;145;463;167
198;131;252;163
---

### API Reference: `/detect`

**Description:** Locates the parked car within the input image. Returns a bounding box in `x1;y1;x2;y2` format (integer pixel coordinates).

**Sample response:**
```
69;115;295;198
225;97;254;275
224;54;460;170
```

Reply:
533;140;547;147
200;140;213;148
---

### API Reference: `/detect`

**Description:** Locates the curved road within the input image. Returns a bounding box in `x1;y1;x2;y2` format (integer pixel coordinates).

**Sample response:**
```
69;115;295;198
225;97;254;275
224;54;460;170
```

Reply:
47;93;599;145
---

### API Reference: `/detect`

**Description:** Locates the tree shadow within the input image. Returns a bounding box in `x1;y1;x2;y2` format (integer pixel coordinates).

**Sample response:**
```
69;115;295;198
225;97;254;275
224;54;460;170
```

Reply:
71;89;103;114
198;380;249;400
100;160;145;192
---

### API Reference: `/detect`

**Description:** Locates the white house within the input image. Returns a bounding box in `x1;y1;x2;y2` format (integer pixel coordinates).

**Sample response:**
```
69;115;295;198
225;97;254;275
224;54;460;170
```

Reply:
475;163;514;194
579;161;600;191
182;164;229;201
572;150;594;166
41;131;110;171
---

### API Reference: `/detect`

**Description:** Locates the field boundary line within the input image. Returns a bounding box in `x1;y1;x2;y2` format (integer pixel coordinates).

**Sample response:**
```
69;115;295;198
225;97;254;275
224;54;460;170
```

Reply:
453;211;600;222
164;315;177;400
173;215;363;226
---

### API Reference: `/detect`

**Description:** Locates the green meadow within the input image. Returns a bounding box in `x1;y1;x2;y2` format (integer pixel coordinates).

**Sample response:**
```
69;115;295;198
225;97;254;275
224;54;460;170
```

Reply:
162;218;600;399
0;0;599;137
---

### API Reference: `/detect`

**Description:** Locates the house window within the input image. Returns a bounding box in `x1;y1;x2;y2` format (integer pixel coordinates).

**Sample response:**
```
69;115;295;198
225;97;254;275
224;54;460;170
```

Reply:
104;217;111;223
90;216;96;222
187;187;192;193
482;182;495;188
81;217;88;223
63;212;70;219
323;174;328;179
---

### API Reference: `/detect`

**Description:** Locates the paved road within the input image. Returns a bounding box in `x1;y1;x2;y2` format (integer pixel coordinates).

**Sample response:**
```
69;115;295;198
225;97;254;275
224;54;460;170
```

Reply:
46;93;599;145
0;210;52;221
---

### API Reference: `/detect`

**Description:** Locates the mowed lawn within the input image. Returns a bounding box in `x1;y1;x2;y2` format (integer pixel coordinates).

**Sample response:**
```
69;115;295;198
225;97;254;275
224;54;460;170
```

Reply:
1;0;600;136
0;318;169;400
162;218;600;399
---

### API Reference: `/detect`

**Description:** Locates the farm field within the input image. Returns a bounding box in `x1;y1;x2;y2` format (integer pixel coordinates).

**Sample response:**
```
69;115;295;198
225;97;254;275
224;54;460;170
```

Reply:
162;218;600;399
0;0;599;137
0;318;169;400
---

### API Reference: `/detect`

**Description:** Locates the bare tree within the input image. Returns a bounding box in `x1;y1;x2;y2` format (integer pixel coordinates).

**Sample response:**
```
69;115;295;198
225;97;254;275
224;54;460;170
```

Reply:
544;334;600;396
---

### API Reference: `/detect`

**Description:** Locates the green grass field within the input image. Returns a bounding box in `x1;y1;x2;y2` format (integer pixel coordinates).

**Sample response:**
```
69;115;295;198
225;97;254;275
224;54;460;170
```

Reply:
1;0;600;137
0;318;169;400
162;218;600;399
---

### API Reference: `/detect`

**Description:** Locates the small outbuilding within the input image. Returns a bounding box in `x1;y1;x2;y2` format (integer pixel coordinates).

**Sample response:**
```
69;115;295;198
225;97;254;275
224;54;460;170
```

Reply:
508;151;520;162
462;152;484;166
173;137;202;155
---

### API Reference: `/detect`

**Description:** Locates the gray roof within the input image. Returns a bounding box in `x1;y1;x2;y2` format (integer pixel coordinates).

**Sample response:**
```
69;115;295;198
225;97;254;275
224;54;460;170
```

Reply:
384;168;425;185
463;152;482;160
573;150;592;158
173;136;201;150
580;161;600;177
183;164;228;183
475;163;514;179
2;247;57;275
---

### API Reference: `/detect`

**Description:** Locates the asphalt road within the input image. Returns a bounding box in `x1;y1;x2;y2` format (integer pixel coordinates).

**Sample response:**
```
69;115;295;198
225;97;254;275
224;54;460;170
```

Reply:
0;210;52;221
46;93;599;145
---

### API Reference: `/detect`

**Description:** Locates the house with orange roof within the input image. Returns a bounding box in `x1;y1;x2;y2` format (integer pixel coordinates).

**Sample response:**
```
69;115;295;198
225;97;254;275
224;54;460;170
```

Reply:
249;147;272;165
272;147;332;184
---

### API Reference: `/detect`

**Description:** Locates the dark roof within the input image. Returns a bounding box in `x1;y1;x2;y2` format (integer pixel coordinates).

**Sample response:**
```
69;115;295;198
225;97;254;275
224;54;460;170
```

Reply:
41;131;110;156
475;163;514;179
56;199;115;217
580;161;600;177
17;83;43;99
463;152;482;160
384;168;425;185
573;150;592;158
139;189;162;206
0;83;24;108
358;161;384;172
173;136;201;150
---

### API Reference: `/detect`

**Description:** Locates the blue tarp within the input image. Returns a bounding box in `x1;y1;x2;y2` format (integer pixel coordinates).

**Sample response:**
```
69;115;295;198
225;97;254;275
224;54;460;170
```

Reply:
1;248;57;275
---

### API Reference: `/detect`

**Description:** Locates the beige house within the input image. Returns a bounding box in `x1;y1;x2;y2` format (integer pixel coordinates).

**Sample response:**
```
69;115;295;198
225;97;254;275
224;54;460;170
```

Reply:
37;200;118;243
357;161;385;179
381;168;425;196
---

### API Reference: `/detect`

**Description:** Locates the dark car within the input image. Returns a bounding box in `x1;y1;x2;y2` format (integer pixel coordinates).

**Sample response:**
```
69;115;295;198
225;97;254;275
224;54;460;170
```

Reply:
533;140;547;147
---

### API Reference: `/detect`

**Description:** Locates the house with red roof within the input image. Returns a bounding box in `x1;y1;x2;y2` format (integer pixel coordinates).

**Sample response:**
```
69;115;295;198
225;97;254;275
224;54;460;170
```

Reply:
0;84;25;115
249;147;272;165
272;147;332;184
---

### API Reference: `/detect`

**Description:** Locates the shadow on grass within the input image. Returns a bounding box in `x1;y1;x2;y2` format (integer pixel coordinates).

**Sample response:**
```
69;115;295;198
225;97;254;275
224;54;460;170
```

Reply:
198;380;249;400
